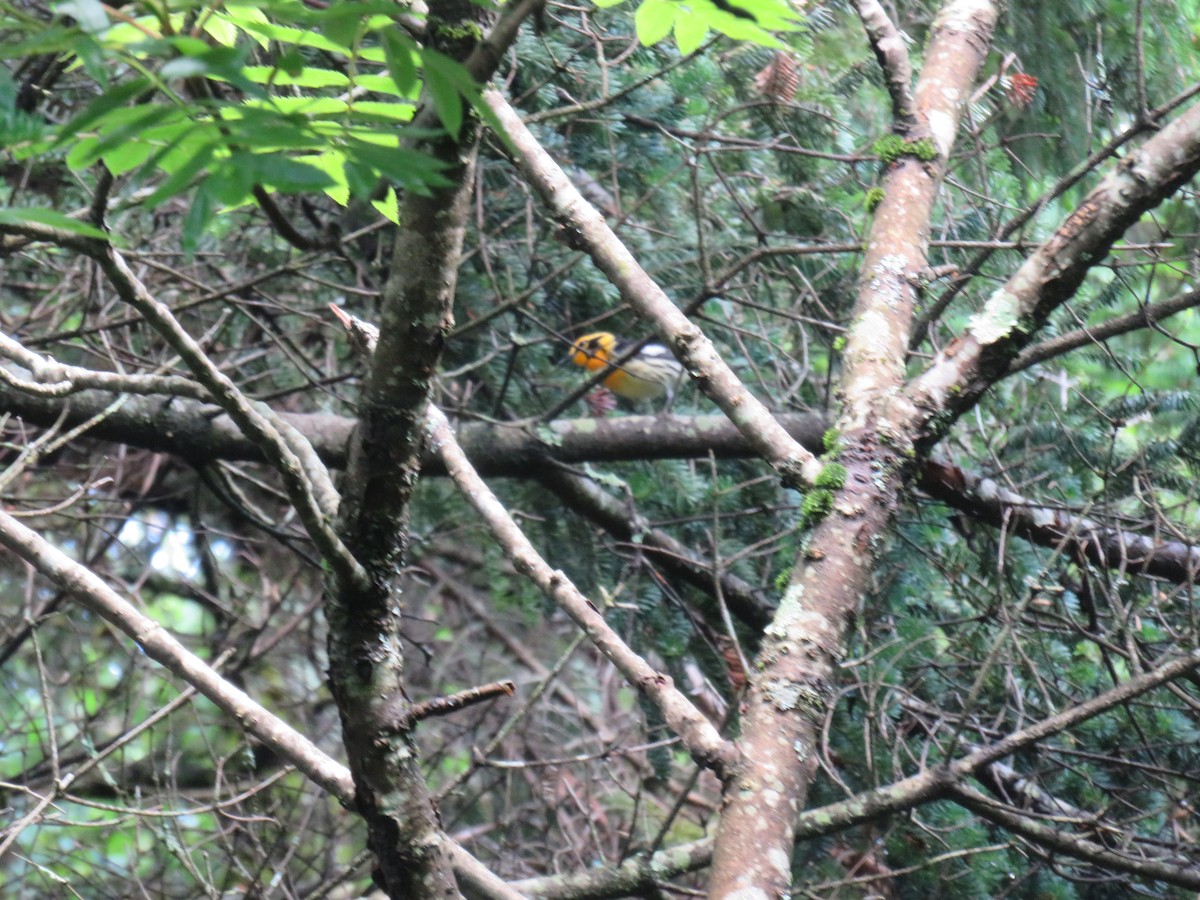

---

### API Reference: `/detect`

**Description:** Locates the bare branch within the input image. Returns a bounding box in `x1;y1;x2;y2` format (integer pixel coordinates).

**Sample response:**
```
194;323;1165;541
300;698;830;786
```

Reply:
427;405;736;773
90;245;366;590
911;81;1200;346
516;642;1200;897
852;0;916;127
0;331;208;400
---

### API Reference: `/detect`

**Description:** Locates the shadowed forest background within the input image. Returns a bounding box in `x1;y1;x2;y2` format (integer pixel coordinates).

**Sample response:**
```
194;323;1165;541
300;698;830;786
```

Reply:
3;0;1200;897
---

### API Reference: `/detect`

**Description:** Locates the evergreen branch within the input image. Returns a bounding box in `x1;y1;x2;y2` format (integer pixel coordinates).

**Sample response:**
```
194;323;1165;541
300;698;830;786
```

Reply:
0;507;521;899
952;785;1200;890
514;642;1200;896
912;81;1200;347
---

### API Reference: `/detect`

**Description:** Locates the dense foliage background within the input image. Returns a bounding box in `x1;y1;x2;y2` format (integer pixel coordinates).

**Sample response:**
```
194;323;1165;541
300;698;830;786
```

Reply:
2;0;1200;897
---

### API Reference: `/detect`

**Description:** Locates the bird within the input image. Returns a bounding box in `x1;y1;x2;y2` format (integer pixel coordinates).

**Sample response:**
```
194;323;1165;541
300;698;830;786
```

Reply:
567;331;684;405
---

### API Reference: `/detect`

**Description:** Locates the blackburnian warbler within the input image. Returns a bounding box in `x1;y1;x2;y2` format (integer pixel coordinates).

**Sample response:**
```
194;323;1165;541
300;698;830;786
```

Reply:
568;331;685;403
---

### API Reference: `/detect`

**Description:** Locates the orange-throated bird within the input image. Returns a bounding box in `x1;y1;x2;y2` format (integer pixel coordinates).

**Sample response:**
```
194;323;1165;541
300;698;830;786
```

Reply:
567;332;685;404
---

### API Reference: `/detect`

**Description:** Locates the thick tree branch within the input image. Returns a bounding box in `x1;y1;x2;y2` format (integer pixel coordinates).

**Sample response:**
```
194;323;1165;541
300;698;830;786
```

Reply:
906;100;1200;438
0;381;823;473
840;0;995;429
317;7;547;894
709;3;998;894
323;5;490;895
5;378;1197;589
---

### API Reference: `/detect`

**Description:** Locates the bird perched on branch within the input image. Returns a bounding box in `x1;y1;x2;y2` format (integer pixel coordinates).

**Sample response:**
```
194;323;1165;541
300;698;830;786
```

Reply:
567;331;684;406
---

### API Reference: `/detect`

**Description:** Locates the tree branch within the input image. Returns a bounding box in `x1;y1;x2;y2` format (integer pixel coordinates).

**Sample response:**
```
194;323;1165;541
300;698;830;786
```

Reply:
921;458;1200;584
1009;287;1200;373
0;507;521;898
906;100;1200;438
952;784;1200;890
427;405;736;773
515;640;1200;897
91;244;365;591
4;374;1197;590
538;468;773;629
482;87;824;488
0;331;209;400
708;3;999;893
852;0;916;127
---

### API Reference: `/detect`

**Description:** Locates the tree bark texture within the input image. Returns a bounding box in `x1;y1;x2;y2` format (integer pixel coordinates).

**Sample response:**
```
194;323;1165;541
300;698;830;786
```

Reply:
323;6;492;897
708;3;999;894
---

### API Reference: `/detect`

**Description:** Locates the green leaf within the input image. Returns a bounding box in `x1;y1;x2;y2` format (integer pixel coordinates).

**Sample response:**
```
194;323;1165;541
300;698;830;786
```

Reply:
209;151;258;206
257;155;336;192
99;135;158;175
635;0;677;46
674;13;709;54
371;187;400;224
382;29;418;96
0;207;108;239
181;182;214;254
143;138;217;208
240;65;350;88
354;73;412;98
54;0;109;34
208;4;272;48
235;18;349;54
201;11;240;47
348;100;417;123
54;77;150;147
422;51;466;138
65;104;181;170
343;136;452;193
299;151;349;205
0;24;78;59
317;4;368;48
239;96;348;118
276;50;305;77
